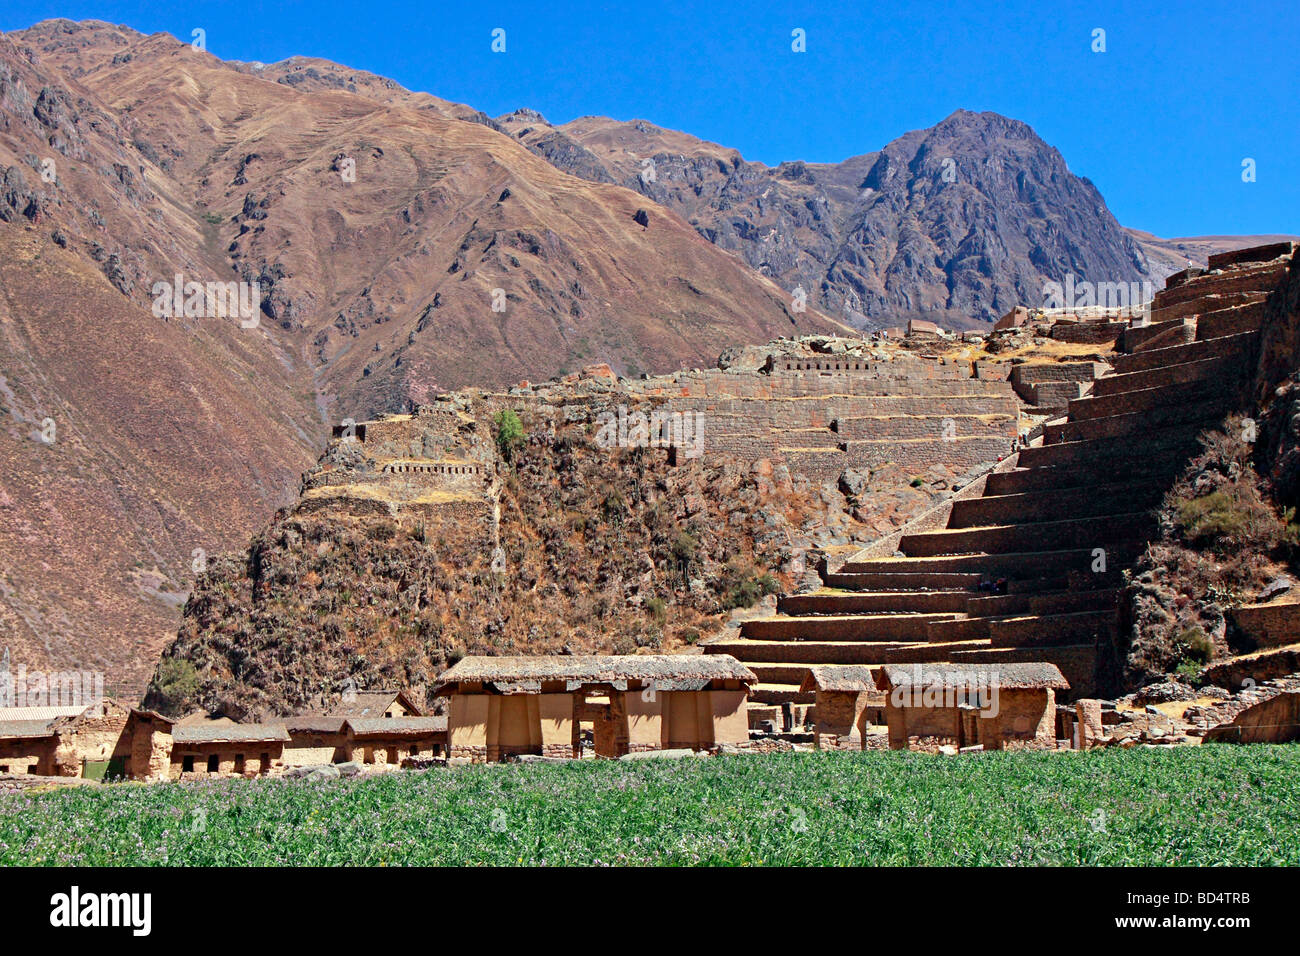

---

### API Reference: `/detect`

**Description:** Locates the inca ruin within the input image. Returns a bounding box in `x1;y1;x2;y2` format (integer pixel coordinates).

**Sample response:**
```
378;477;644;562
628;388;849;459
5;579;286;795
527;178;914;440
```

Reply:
0;10;1296;906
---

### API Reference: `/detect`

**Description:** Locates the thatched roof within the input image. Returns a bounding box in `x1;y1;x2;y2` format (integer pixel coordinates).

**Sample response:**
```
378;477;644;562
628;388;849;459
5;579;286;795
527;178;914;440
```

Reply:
799;666;878;694
876;663;1069;693
283;715;348;735
436;654;756;694
172;723;291;745
0;719;58;739
324;689;423;719
347;716;447;737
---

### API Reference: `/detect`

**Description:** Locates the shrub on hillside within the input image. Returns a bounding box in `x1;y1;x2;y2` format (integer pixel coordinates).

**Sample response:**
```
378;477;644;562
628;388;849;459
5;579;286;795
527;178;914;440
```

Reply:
494;408;525;462
146;658;201;716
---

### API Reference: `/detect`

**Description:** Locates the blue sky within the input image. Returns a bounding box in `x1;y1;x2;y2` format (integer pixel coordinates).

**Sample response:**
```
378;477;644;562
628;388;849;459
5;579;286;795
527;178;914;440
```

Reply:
2;0;1296;237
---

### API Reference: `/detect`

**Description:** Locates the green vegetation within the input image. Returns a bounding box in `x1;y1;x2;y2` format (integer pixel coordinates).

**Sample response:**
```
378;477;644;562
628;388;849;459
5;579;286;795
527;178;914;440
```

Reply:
2;747;1296;865
493;408;525;463
719;558;781;610
145;659;200;716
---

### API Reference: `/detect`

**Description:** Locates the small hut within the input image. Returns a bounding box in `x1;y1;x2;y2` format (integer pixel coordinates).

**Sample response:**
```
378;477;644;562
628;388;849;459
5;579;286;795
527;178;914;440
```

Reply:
875;663;1069;752
344;716;447;765
799;666;882;750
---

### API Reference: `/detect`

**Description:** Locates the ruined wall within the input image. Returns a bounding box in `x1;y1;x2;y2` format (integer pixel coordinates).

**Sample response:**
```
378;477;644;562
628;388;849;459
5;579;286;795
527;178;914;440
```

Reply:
571;358;1022;481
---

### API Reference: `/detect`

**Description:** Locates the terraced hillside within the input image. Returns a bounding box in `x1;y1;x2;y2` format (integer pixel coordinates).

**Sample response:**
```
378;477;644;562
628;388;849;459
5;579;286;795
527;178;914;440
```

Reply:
708;242;1298;705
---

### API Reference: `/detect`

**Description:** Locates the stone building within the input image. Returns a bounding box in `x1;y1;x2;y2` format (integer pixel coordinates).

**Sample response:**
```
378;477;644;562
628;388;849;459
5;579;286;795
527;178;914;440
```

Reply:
875;663;1069;752
435;655;755;762
344;717;446;765
169;723;291;778
799;666;883;750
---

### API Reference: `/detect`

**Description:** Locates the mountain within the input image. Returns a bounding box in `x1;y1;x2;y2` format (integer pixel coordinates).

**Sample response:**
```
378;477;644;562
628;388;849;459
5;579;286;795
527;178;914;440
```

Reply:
11;20;839;417
0;19;841;691
498;109;1153;328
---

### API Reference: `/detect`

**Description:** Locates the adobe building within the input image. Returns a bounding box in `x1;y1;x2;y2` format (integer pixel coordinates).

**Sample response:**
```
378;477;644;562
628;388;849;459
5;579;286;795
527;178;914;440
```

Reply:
283;688;443;766
799;666;883;750
344;716;446;765
0;700;174;781
169;723;290;778
875;663;1069;752
434;655;756;762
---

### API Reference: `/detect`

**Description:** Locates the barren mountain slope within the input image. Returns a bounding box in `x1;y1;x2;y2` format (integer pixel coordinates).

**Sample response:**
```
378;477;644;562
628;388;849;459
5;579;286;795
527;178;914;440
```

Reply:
1;25;323;690
0;228;319;692
15;20;842;420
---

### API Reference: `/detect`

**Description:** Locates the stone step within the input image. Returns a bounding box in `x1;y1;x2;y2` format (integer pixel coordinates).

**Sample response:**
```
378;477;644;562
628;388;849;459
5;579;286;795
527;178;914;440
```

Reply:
1017;424;1201;469
925;616;994;643
899;512;1157;558
841;545;1145;580
1196;300;1270;340
1042;398;1229;445
822;571;983;591
1152;259;1288;310
1091;356;1239;398
777;590;971;615
1110;331;1256;375
883;639;992;663
947;479;1164;528
747;683;814;705
1066;376;1245;423
1148;290;1268;325
988;608;1119;648
743;662;816;685
1121;318;1196;353
704;639;898;665
739;613;955;642
983;449;1188;494
965;588;1121;620
947;644;1100;699
1206;242;1295;270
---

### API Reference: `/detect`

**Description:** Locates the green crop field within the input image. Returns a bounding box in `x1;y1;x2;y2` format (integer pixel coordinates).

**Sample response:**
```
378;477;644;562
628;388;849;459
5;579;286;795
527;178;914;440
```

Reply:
1;745;1295;866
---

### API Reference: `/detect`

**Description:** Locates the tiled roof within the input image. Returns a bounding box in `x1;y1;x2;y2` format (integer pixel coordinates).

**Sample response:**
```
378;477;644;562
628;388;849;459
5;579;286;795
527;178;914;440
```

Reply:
323;689;423;718
284;715;348;734
0;719;58;739
0;705;90;722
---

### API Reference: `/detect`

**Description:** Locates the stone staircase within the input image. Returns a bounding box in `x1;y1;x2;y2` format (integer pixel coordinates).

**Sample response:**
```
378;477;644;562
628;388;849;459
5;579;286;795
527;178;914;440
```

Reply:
709;243;1297;706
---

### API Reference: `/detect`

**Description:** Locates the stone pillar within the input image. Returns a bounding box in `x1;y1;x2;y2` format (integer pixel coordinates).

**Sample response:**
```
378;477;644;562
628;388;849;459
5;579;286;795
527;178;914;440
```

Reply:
1076;699;1105;748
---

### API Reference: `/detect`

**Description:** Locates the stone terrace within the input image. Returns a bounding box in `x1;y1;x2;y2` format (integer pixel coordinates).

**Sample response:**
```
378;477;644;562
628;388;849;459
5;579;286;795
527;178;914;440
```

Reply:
707;243;1298;707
